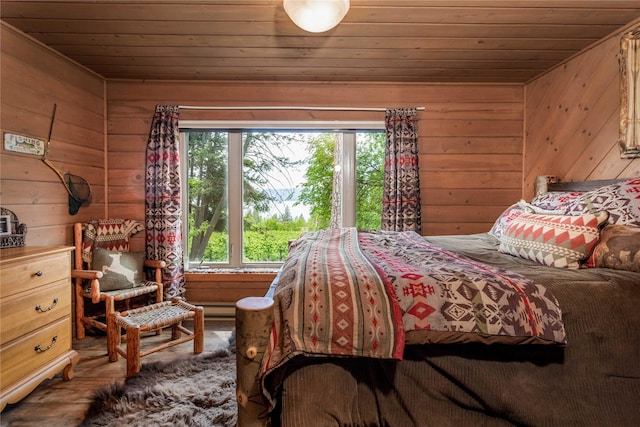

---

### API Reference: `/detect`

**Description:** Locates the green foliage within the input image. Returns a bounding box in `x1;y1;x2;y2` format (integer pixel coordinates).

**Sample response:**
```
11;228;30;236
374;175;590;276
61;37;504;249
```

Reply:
298;132;385;230
243;229;304;262
355;133;384;229
297;134;336;229
187;130;385;265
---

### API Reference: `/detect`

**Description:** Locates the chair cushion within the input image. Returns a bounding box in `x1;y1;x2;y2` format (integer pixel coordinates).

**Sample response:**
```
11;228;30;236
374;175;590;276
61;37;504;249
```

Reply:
92;247;145;291
81;219;145;265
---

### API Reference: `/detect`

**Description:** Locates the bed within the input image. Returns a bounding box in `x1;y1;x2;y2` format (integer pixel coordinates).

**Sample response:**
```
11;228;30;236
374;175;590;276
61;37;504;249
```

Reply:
234;177;640;427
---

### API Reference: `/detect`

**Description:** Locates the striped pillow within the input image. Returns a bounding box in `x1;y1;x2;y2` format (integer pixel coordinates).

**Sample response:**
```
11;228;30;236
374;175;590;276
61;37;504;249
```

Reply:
499;211;608;269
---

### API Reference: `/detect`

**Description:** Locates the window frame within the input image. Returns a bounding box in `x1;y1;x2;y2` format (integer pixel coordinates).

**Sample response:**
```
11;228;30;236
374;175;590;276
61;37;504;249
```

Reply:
179;120;384;270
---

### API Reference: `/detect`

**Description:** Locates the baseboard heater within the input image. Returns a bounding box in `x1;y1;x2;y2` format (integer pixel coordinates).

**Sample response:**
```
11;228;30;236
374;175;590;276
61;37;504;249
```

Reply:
193;302;237;319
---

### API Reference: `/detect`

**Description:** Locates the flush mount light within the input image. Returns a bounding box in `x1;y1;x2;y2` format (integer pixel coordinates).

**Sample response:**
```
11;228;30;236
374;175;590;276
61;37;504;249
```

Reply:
283;0;350;33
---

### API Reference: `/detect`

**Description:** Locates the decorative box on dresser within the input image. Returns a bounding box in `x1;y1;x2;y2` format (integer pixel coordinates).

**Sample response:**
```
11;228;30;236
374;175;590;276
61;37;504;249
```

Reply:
0;246;79;411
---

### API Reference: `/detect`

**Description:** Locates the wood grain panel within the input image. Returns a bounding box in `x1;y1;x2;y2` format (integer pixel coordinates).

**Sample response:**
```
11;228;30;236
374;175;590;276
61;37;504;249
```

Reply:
107;80;523;244
185;273;276;303
4;18;624;40
422;222;494;236
420;154;521;171
108;185;145;205
3;2;640;83
423;206;505;224
419;171;522;189
421;137;522;154
5;2;640;24
6;20;639;305
524;29;640;199
0;24;105;247
106;81;523;105
424;189;521;206
3;0;640;84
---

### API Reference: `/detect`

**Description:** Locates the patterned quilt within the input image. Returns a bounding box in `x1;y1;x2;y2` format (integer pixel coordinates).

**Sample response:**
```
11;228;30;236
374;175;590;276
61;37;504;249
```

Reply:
261;228;566;385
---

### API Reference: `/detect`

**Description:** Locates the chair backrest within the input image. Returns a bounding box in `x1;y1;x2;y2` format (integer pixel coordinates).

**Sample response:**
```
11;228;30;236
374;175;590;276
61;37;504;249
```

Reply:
74;219;144;270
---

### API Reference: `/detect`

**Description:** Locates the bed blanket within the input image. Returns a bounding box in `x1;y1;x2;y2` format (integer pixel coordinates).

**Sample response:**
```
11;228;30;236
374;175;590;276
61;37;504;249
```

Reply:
262;228;566;395
275;233;640;426
359;230;567;346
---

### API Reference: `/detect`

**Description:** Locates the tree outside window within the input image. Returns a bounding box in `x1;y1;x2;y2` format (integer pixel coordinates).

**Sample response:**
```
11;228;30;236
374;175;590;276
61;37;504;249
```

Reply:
183;128;384;268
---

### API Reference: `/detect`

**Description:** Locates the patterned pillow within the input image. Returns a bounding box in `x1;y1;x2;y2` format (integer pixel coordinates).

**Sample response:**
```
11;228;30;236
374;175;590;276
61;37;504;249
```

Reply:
564;178;640;226
499;211;609;269
530;191;583;212
489;200;559;238
91;247;145;291
585;225;640;272
489;201;528;239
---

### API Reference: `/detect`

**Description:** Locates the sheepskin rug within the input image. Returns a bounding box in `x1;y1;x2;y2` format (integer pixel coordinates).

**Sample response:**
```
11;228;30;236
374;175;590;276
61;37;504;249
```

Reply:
80;348;237;427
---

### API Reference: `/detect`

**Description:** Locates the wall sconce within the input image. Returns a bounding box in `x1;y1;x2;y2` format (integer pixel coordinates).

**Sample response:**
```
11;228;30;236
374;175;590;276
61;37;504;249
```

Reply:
283;0;350;33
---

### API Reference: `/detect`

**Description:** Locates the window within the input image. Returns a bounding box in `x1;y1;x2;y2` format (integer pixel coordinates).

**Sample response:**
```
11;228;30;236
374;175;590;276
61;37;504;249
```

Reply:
180;122;384;269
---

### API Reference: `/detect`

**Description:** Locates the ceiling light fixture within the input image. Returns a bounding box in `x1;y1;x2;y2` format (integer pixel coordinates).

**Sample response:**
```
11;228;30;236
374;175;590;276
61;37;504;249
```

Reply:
283;0;350;33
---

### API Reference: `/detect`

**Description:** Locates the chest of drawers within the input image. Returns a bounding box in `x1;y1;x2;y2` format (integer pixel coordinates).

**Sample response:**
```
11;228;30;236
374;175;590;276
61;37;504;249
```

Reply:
0;246;79;411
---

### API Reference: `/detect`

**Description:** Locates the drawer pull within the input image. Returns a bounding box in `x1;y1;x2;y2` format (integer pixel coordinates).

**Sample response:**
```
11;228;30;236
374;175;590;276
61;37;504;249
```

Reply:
34;336;58;353
35;271;43;277
35;298;59;313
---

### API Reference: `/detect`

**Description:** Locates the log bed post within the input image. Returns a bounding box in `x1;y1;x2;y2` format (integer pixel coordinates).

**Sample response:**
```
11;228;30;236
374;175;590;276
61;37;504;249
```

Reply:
236;296;274;427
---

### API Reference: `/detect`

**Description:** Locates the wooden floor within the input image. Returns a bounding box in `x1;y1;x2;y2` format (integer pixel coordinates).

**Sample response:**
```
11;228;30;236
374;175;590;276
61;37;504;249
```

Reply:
1;320;235;427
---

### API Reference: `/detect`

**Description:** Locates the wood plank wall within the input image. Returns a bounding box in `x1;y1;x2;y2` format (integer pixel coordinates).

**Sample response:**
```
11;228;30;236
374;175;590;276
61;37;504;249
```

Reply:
5;19;640;303
4;20;640;305
523;25;640;199
106;81;523;301
106;80;524;242
0;23;106;247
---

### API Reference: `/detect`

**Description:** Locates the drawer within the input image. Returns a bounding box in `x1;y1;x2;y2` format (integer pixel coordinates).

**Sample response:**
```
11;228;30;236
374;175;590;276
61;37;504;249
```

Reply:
0;279;71;345
0;252;69;298
0;317;71;390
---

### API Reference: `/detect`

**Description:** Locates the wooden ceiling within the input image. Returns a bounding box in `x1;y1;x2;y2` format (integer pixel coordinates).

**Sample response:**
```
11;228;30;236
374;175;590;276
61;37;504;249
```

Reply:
2;0;640;83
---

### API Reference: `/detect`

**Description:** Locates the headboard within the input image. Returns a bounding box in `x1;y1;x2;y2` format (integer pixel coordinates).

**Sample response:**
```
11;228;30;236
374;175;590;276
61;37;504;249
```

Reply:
548;179;628;192
535;176;629;195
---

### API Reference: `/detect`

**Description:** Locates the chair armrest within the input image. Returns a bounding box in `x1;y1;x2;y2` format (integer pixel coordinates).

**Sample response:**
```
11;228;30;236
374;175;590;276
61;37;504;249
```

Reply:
144;259;166;289
71;269;103;280
144;259;167;269
72;269;103;303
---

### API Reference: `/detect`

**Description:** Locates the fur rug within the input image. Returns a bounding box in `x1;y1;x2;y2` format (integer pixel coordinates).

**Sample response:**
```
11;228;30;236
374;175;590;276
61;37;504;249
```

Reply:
80;347;237;427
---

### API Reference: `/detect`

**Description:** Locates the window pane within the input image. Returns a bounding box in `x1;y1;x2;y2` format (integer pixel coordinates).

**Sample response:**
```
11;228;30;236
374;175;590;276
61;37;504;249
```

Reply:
356;132;385;230
184;127;384;268
298;132;340;229
185;131;229;263
242;132;316;263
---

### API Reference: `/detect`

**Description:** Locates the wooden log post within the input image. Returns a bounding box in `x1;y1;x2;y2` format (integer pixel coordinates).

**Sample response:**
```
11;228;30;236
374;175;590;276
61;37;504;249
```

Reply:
235;296;274;427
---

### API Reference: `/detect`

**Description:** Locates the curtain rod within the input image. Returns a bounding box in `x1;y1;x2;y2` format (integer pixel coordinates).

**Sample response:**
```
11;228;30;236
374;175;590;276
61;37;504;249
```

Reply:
178;105;425;112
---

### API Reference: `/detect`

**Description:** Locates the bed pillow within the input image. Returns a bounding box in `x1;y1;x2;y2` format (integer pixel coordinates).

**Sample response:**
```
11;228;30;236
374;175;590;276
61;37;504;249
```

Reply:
489;201;528;239
584;224;640;272
91;247;145;291
498;211;608;269
530;191;583;212
489;200;561;238
564;178;640;226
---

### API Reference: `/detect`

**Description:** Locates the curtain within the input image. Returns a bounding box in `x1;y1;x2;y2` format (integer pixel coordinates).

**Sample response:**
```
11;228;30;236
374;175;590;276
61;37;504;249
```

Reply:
382;108;422;233
145;105;185;298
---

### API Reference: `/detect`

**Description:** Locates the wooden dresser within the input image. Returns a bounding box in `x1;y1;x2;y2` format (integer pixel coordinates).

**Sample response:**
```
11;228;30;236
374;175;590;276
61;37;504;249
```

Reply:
0;246;79;411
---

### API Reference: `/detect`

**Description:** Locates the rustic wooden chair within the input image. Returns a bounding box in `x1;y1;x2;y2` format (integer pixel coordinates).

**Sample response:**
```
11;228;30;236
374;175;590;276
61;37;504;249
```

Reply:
71;219;165;339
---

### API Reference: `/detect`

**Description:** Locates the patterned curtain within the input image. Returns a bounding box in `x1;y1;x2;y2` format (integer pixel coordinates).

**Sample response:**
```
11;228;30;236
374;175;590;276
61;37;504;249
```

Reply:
382;108;422;233
145;105;185;298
